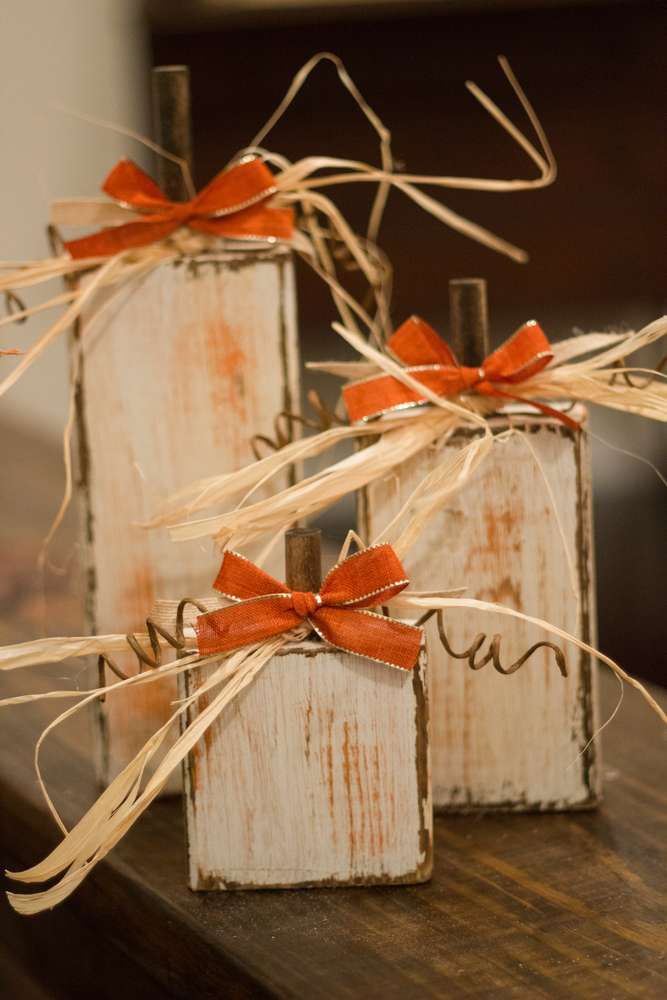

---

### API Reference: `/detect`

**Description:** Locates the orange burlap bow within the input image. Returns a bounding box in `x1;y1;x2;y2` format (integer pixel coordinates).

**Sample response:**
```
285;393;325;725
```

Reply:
196;544;422;671
64;157;294;259
343;315;578;429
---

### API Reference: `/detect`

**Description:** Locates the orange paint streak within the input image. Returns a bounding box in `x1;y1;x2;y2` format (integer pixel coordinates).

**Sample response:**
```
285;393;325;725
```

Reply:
120;563;155;627
483;504;521;552
371;743;385;854
304;699;312;762
322;708;336;831
205;320;250;458
480;575;523;609
350;720;366;857
465;493;525;582
342;721;357;865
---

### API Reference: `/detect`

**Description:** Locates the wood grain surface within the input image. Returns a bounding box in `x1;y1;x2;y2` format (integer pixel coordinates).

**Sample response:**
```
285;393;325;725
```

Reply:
361;409;600;811
75;249;299;788
183;642;431;889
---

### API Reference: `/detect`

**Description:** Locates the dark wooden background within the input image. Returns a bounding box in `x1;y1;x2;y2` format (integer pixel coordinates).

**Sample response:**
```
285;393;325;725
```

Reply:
150;0;664;327
150;0;665;685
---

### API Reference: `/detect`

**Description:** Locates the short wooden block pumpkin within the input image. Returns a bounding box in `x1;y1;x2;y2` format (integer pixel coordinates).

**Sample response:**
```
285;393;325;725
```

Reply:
361;407;600;811
181;528;432;889
182;641;431;889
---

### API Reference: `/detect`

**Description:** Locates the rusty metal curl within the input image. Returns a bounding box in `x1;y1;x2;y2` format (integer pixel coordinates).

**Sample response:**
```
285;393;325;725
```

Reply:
250;389;343;460
414;609;567;677
608;354;666;389
97;597;210;697
96;598;568;696
46;224;65;259
4;289;27;324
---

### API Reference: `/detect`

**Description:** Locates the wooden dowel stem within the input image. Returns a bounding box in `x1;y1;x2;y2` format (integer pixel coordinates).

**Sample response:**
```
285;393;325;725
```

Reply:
285;528;322;592
151;65;193;201
449;278;490;368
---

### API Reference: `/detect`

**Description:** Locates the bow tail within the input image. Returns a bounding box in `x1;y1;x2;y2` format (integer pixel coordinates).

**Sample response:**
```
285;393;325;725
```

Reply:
489;389;581;431
191;203;294;241
311;606;422;671
65;218;180;260
343;368;468;423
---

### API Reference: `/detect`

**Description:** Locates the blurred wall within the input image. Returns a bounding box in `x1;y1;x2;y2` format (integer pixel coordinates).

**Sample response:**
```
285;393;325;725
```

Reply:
0;0;149;438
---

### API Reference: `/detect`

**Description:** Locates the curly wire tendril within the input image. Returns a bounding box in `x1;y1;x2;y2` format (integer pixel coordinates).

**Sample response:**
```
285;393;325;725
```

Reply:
0;291;25;355
97;598;209;697
96;596;568;692
609;354;667;390
4;289;27;323
415;608;568;677
250;389;344;460
46;223;65;259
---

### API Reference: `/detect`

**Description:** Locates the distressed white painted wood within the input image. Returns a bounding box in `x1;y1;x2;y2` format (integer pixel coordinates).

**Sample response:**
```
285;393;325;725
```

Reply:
361;407;600;811
75;248;299;788
183;641;431;888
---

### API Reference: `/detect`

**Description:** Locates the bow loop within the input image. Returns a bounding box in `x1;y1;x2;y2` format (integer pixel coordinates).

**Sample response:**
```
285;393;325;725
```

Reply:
102;159;170;210
213;550;285;601
481;320;553;383
191;158;278;216
196;545;421;671
319;543;410;608
389;316;458;368
311;606;421;672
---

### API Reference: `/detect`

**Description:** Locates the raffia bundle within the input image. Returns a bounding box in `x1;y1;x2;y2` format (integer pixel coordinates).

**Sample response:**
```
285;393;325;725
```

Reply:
145;316;666;550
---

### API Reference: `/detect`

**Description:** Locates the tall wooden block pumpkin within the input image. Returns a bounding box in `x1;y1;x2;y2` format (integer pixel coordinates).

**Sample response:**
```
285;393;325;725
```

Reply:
360;280;600;811
74;66;300;787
